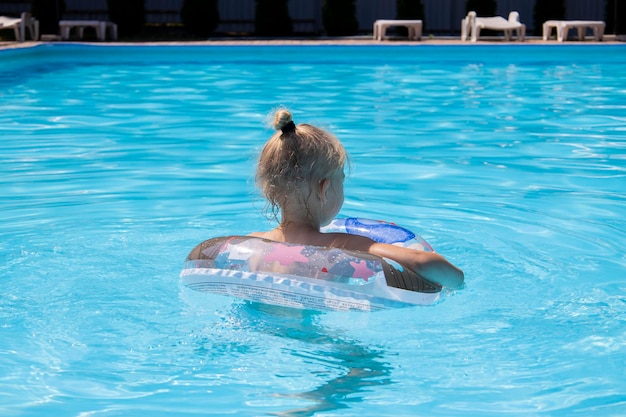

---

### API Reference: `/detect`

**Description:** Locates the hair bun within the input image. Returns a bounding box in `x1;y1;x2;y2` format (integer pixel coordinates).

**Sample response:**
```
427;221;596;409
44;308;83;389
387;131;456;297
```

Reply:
273;109;294;131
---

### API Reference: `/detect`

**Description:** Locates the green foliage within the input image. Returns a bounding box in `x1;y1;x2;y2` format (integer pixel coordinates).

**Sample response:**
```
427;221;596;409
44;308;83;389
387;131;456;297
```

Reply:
465;0;496;16
322;0;358;36
181;0;219;37
31;0;66;34
533;0;565;35
255;0;292;36
606;0;626;34
107;0;145;37
396;0;425;32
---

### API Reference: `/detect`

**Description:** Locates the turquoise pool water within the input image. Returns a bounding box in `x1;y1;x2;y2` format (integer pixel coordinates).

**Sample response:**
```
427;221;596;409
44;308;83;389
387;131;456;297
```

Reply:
1;44;625;416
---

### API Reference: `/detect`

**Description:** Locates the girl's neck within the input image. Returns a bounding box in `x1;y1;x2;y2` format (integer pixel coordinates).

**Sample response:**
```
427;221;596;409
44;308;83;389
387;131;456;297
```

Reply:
269;217;321;244
278;218;319;234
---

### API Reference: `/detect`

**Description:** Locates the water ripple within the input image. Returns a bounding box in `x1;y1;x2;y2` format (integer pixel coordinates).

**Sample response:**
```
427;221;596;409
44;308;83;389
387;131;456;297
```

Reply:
1;44;625;416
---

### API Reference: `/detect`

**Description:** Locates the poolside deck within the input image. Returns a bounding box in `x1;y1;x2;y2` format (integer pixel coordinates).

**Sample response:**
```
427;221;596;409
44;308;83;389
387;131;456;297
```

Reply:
1;34;625;50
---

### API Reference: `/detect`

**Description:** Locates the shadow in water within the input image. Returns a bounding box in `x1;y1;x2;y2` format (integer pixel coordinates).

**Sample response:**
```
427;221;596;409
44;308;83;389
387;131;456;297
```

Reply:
232;301;393;417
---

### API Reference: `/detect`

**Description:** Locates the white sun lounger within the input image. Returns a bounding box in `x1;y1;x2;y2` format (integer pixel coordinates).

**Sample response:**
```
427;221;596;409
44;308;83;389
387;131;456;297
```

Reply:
461;11;526;42
542;20;605;42
59;20;118;41
373;19;423;41
0;12;39;42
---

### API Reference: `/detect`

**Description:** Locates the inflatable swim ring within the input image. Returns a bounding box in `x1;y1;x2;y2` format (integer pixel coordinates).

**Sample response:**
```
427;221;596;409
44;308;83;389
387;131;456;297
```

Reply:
180;218;441;312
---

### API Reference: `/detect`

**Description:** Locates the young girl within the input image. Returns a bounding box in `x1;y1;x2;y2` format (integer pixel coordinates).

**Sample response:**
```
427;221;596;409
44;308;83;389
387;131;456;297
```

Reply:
250;109;464;289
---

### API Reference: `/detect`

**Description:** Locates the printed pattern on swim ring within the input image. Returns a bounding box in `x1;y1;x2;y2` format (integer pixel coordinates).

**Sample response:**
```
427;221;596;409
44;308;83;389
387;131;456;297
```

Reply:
321;218;434;251
187;236;386;285
185;235;441;293
181;218;444;311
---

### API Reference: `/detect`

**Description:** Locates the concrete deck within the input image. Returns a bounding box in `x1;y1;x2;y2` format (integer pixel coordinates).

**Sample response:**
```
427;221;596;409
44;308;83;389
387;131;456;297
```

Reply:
1;34;624;50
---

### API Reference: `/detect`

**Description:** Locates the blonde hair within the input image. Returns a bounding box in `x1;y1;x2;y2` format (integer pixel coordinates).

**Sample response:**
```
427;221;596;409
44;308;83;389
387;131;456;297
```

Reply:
256;109;348;220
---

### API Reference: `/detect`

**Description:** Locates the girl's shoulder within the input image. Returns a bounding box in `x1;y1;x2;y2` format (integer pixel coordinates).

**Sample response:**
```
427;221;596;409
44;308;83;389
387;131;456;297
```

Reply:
247;229;376;252
317;232;376;252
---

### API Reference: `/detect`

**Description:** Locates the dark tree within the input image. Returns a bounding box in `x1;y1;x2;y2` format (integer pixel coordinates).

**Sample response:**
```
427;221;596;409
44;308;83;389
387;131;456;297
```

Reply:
533;0;565;35
465;0;497;16
107;0;145;37
182;0;219;37
397;0;425;31
31;0;66;34
606;0;625;34
255;0;292;36
322;0;358;36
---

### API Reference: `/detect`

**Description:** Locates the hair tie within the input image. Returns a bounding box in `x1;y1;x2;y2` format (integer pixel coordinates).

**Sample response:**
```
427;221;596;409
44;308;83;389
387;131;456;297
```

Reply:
281;121;296;134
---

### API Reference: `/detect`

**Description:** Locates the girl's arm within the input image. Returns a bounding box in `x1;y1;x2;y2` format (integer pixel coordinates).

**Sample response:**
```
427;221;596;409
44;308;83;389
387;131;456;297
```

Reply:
368;242;464;289
320;232;464;289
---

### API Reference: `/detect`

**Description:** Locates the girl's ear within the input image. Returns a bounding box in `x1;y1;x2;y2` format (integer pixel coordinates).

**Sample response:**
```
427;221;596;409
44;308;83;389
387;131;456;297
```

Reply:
318;178;330;203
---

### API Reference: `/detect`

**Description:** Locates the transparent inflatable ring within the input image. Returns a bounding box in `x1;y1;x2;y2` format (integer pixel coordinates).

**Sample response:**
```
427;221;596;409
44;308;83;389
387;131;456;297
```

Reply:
180;218;441;312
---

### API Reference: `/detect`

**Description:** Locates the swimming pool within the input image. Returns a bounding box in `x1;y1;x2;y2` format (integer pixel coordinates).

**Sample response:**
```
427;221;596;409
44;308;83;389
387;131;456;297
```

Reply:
1;43;625;416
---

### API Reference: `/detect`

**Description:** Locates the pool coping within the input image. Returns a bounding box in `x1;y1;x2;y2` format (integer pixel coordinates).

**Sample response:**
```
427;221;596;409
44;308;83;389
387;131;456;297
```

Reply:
1;34;625;50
